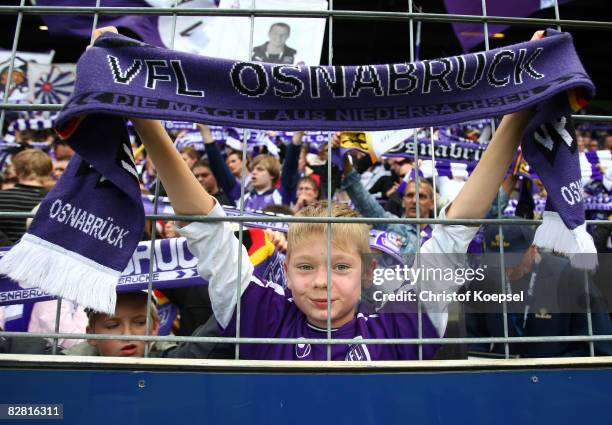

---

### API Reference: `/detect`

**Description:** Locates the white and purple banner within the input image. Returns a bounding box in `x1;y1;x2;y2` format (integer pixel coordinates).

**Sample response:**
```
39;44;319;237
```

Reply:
0;49;55;105
211;0;328;64
35;0;327;65
0;237;202;306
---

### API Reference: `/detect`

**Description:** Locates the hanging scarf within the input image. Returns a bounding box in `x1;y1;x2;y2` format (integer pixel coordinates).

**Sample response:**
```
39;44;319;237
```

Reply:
0;28;596;314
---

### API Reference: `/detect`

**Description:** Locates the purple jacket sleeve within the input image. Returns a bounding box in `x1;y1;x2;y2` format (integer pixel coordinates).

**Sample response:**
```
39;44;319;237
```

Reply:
280;143;301;205
204;142;240;201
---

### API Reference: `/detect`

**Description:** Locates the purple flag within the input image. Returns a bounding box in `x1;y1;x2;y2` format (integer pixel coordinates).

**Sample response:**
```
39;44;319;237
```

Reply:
36;0;164;47
444;0;573;51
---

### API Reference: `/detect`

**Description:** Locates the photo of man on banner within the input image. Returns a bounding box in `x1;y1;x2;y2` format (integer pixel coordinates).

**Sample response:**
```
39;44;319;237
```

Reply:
251;22;297;64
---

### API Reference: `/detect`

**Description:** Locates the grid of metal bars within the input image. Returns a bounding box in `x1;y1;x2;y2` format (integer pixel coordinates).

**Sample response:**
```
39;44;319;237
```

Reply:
0;0;610;362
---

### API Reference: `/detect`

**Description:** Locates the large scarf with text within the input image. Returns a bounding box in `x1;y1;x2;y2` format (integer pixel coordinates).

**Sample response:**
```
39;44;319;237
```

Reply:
0;29;597;314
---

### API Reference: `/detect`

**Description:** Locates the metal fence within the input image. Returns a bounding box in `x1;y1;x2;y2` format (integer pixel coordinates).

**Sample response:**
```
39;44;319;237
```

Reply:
0;0;610;362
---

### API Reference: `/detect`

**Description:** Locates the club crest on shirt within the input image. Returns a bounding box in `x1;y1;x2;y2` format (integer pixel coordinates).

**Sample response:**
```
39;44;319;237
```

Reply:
345;336;372;361
295;338;312;359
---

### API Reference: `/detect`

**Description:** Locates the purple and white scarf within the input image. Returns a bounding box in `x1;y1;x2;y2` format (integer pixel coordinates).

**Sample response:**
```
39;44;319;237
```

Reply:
174;126;281;157
504;193;612;216
2;116;56;144
388;146;609;183
0;29;597;313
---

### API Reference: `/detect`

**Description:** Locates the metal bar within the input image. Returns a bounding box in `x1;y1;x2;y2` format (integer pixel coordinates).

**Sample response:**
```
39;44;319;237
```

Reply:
572;115;612;123
1;211;611;226
50;298;62;355
233;125;250;359
407;0;423;361
0;6;610;30
88;0;101;46
553;0;562;32
0;104;62;111
143;0;180;359
233;0;258;361
326;0;335;362
430;127;437;217
584;268;595;356
481;0;511;360
2;330;612;346
555;0;595;360
143;123;162;356
0;0;25;135
326;151;332;361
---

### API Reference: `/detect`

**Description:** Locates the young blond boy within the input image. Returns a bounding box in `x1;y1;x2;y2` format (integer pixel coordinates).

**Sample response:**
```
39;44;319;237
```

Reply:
95;26;543;361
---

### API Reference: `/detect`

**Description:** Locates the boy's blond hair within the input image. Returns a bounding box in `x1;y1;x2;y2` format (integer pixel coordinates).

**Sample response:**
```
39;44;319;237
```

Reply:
287;201;371;257
250;154;280;185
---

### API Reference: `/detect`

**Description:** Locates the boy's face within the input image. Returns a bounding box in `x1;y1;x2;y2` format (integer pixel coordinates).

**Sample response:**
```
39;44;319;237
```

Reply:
285;235;362;329
251;163;274;191
164;221;179;238
296;181;318;204
87;294;158;357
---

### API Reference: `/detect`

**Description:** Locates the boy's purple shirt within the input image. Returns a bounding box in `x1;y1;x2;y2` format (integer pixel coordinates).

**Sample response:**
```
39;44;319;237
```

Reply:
242;188;282;211
222;277;440;361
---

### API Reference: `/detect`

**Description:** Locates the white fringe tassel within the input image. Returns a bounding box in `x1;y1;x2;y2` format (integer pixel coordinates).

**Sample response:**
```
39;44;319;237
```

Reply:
533;211;598;270
0;234;118;314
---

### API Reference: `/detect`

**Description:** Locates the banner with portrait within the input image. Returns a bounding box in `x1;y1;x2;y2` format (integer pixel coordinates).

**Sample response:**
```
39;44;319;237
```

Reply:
205;0;328;64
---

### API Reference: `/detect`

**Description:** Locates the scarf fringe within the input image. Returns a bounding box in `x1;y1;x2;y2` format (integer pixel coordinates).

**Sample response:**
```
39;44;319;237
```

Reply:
0;234;118;314
533;211;598;270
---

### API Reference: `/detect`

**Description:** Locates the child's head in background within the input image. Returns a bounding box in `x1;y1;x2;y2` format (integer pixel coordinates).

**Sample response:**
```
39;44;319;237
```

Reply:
86;292;158;357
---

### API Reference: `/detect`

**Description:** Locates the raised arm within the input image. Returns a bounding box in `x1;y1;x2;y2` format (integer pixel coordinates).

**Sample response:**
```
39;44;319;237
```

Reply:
280;131;304;205
446;31;543;220
198;123;239;199
132;116;253;327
